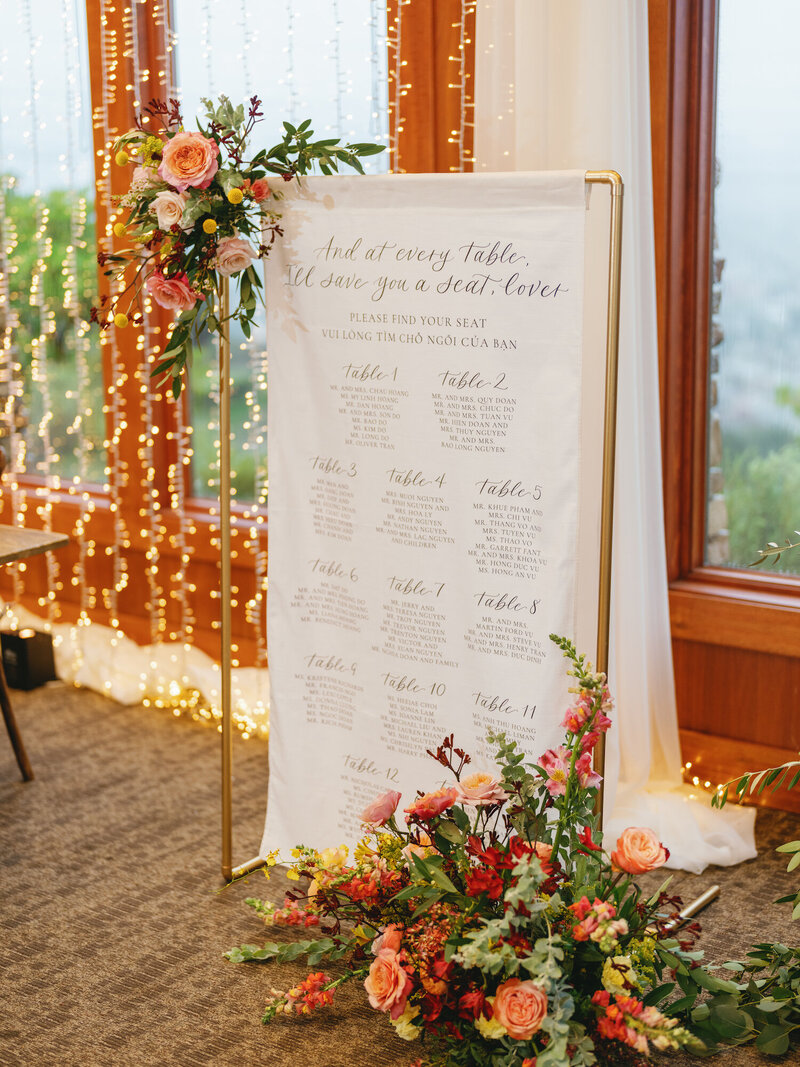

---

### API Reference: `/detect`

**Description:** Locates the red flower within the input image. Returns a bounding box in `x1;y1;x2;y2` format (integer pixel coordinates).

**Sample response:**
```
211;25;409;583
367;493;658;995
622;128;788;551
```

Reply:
577;825;602;852
458;988;487;1020
465;866;504;900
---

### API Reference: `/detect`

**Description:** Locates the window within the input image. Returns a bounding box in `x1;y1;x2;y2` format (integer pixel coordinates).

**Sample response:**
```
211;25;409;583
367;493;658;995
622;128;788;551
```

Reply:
0;0;105;486
707;0;800;575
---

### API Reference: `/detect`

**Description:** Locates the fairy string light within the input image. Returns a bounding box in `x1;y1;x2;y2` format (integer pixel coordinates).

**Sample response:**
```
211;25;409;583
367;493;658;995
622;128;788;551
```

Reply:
1;0;391;734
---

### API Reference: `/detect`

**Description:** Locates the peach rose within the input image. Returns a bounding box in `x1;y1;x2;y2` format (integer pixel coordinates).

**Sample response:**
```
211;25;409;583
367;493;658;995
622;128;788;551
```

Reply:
244;177;270;201
364;948;412;1019
151;189;188;231
533;841;553;863
159;131;219;191
371;923;403;955
611;827;669;874
491;978;548;1040
214;235;257;277
455;771;507;807
360;789;402;826
402;831;438;865
145;271;199;312
404;787;457;821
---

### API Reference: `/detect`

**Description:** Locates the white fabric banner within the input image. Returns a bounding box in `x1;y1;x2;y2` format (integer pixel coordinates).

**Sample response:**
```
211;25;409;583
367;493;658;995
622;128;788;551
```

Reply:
262;172;590;855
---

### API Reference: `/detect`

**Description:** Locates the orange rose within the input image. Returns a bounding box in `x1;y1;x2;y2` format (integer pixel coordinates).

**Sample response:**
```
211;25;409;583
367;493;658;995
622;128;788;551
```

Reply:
491;978;548;1040
158;131;219;191
364;948;412;1019
611;827;669;874
404;787;456;821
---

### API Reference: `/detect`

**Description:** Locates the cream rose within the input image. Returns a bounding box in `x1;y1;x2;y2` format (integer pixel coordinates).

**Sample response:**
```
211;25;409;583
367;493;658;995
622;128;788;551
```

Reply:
454;771;507;807
364;948;412;1019
158;131;219;191
214;235;257;276
491;978;548;1040
611;827;669;874
151;189;188;231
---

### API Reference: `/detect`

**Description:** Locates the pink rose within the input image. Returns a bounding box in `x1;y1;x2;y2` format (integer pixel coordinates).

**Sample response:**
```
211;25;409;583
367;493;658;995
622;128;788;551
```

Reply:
404;787;457;821
151;189;188;231
214;235;257;277
611;827;669;874
130;165;160;192
491;978;548;1040
371;923;403;955
158;131;219;191
145;271;199;312
360;789;402;826
364;948;412;1019
455;771;508;807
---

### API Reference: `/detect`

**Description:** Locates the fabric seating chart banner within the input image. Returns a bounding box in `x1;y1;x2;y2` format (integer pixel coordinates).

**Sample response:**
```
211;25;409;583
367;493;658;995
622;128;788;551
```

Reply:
262;172;588;855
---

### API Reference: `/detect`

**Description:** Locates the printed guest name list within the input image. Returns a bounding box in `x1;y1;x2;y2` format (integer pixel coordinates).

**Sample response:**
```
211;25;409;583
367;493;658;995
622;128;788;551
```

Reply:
263;172;588;856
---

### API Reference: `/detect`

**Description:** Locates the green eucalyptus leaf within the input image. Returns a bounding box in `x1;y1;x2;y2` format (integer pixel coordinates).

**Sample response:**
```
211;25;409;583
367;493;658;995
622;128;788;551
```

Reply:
755;1024;791;1055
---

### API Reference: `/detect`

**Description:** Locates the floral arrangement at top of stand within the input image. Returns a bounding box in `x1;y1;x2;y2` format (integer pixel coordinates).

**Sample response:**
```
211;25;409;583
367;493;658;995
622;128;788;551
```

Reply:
228;636;757;1067
93;96;384;396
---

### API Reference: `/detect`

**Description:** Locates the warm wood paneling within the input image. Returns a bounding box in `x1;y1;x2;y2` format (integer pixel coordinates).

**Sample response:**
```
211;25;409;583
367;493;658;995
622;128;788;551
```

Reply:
679;728;800;814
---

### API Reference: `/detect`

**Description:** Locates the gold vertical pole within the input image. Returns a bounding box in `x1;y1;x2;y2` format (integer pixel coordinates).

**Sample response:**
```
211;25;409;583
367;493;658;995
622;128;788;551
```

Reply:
219;278;234;881
585;171;624;825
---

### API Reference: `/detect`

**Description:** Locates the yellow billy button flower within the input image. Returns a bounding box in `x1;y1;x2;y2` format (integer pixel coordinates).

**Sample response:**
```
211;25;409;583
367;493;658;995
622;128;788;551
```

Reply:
226;187;244;205
113;312;129;329
114;150;129;166
112;222;126;238
202;218;218;234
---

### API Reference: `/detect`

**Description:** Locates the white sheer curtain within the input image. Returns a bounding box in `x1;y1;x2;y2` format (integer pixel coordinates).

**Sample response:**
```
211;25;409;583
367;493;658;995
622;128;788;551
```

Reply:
474;0;756;873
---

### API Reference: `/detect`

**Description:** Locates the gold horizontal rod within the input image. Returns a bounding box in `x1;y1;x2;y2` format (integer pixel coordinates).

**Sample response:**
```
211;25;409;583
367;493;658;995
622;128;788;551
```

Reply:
232;854;268;880
667;883;721;929
646;884;721;936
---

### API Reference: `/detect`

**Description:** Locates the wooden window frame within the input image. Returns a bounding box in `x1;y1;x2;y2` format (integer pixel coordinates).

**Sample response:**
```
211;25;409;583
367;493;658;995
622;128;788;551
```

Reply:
650;0;800;803
651;0;800;661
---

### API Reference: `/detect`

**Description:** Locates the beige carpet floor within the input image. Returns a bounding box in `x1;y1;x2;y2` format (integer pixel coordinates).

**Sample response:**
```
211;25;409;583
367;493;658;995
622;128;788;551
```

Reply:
1;682;798;1066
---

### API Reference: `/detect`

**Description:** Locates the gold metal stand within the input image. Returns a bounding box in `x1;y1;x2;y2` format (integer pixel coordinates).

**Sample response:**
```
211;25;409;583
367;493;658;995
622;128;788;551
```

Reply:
220;173;624;878
219;276;274;883
219;279;234;881
585;170;624;825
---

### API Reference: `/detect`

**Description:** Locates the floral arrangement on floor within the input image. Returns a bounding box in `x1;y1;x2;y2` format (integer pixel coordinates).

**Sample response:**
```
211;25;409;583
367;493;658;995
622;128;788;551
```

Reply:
226;635;770;1066
93;96;383;396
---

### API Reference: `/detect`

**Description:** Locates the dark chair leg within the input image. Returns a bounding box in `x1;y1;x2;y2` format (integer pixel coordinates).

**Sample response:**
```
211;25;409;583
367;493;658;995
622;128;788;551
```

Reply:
0;660;33;780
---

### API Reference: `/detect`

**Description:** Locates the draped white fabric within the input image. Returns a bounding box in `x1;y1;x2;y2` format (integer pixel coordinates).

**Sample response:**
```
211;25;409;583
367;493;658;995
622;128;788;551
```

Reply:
474;0;756;873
